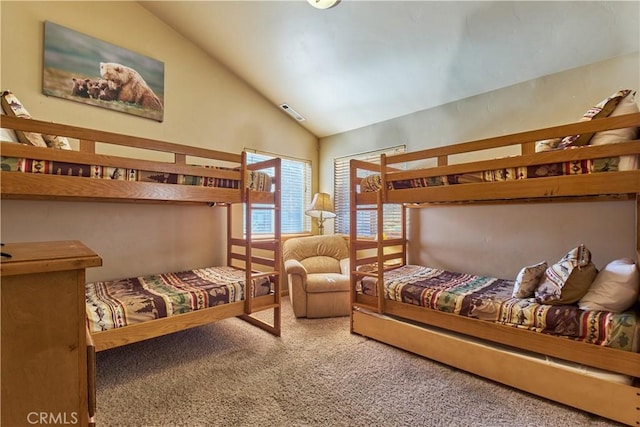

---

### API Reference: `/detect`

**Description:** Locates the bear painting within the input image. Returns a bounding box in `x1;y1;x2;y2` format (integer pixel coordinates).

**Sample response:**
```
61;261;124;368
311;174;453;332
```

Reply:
99;62;163;111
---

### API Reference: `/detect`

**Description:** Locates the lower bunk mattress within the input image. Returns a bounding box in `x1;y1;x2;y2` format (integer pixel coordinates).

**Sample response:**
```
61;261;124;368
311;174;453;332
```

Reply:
360;264;639;352
86;266;272;333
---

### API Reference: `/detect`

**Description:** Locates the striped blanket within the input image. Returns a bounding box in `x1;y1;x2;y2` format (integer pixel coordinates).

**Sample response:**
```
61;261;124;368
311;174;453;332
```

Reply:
361;264;638;351
1;157;272;191
86;266;272;332
360;157;621;192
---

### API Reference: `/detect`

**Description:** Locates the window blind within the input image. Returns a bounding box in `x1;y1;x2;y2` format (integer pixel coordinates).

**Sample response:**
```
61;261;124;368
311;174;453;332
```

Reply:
246;150;312;234
333;145;405;237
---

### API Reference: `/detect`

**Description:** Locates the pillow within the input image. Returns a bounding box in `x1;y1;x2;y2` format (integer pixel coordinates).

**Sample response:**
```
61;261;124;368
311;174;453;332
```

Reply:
558;89;633;149
534;138;561;153
42;134;72;150
589;90;639;171
578;258;640;312
512;261;547;298
360;174;383;193
0;90;47;147
0;127;19;143
0;108;19;143
535;245;598;305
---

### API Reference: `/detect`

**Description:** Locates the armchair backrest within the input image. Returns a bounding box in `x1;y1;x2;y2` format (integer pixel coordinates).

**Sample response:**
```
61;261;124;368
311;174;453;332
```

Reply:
283;235;349;274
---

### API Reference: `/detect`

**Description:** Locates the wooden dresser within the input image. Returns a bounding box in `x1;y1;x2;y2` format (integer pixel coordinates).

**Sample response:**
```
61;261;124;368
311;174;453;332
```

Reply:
1;240;102;427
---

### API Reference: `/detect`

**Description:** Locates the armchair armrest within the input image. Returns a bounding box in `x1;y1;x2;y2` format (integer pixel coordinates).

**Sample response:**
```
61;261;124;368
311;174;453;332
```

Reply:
284;259;308;281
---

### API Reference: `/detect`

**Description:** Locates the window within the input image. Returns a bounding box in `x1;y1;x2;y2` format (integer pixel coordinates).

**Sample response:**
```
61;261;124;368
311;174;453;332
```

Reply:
334;145;406;237
246;150;312;234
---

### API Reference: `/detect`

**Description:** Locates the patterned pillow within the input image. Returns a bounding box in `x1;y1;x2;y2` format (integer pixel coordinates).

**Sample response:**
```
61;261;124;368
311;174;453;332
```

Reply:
512;261;547;298
246;170;272;191
535;245;598;305
558;89;633;149
578;258;640;312
360;174;383;193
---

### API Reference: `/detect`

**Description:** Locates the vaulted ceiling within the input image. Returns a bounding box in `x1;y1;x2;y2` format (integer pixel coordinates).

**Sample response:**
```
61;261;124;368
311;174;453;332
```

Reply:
141;1;640;138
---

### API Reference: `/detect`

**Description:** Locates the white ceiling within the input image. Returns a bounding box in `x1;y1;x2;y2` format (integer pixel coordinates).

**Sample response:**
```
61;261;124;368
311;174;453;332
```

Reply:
141;1;640;138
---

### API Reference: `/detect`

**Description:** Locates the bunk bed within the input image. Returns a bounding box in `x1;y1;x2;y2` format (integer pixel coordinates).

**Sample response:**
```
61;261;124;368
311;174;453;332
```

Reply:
0;115;282;351
349;112;640;426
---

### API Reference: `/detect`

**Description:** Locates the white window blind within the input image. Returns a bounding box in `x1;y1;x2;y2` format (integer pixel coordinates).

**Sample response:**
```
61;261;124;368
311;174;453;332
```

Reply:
246;150;312;234
333;145;406;237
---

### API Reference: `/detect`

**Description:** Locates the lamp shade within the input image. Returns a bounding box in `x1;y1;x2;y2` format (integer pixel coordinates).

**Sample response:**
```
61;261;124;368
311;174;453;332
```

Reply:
306;193;336;219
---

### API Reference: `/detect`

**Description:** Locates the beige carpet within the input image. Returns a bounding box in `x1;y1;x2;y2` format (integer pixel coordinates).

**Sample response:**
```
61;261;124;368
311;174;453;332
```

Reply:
96;299;621;427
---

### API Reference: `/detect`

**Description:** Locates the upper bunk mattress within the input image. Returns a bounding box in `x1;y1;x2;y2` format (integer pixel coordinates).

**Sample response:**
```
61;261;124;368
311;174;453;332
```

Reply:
360;264;638;352
1;156;272;191
360;156;626;192
86;265;272;333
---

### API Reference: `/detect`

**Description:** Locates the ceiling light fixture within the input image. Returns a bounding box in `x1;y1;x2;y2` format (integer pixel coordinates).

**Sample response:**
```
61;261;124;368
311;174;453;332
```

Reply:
307;0;340;10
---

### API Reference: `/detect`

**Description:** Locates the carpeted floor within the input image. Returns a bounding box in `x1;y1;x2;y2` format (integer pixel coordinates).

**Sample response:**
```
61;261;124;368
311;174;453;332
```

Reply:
96;299;622;427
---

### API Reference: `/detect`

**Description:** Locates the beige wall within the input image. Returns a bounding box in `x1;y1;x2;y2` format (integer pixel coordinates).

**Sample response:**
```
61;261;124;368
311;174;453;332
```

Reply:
320;53;640;279
0;1;317;281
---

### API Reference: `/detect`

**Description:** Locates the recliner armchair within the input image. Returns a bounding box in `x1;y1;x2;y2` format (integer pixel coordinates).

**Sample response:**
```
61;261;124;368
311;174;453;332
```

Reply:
283;234;351;318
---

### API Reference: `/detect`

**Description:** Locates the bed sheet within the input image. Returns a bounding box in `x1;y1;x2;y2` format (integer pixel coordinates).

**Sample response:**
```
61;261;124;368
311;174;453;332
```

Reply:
86;266;272;332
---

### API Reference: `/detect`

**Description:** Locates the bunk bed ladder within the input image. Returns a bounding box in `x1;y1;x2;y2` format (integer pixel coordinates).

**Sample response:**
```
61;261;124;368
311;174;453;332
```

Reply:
237;157;282;337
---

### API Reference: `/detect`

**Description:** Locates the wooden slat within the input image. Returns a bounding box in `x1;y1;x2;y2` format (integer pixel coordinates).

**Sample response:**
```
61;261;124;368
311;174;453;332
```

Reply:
0;116;241;163
0;172;242;204
388;140;639;181
386;112;640;164
385;171;640;204
91;295;277;351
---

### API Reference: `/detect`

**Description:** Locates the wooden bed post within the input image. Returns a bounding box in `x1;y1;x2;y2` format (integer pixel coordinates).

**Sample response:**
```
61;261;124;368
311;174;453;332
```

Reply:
380;154;388;204
240;151;247;203
636;193;639;266
376;190;385;314
272;158;282;334
349;159;358;331
226;204;233;268
245;189;254;315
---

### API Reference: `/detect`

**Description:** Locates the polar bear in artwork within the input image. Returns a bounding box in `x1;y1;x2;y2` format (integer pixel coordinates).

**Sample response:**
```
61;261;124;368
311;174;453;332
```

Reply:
99;62;163;110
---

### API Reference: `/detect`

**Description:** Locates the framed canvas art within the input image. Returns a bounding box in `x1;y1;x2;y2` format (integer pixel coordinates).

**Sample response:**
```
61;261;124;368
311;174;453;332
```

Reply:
43;21;164;122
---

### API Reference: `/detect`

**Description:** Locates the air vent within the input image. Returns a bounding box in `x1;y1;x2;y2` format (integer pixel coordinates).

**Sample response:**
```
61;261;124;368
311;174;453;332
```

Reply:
279;103;306;122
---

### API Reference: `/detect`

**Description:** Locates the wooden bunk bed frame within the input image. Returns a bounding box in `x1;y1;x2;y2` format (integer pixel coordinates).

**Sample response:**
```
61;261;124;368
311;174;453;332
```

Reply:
349;113;640;426
0;115;282;352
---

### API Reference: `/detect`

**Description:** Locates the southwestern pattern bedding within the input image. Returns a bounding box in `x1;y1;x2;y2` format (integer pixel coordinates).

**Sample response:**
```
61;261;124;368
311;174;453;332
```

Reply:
0;157;272;190
86;266;272;332
360;157;623;192
360;264;638;351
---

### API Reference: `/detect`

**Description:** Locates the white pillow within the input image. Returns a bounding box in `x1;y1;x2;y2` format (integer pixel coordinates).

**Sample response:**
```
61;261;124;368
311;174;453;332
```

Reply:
534;139;561;153
0;127;19;143
578;258;639;312
0;109;19;143
589;91;639;171
512;261;547;298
